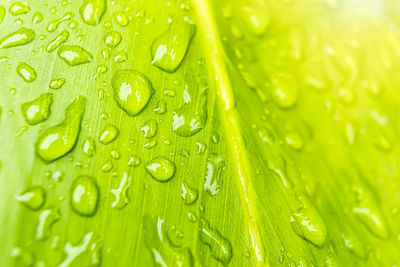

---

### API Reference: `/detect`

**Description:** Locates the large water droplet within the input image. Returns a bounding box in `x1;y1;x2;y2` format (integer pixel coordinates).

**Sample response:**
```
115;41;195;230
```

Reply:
111;70;153;116
21;93;53;125
16;62;37;82
58;45;93;66
9;2;30;16
145;156;175;182
289;194;327;247
79;0;106;26
36;207;61;240
204;154;225;196
16;186;46;210
99;124;118;144
141;119;158;139
0;27;35;48
46;30;69;52
199;219;232;265
70;176;99;216
151;18;196;73
111;171;132;209
35;96;87;163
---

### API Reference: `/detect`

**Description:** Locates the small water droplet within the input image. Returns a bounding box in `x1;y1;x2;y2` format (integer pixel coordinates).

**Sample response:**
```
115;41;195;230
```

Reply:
46;30;69;52
82;137;96;157
167;226;185;248
36;207;61;240
241;4;269;36
154;100;166;114
151;18;196;72
102;160;113;172
21;93;53;125
111;69;153;116
141;119;158;139
16;62;36;82
99;124;119;144
113;50;127;63
11;247;35;267
16;186;46;210
204;154;225;196
35;96;87;163
181;181;198;205
58;45;93;66
9;2;30;16
113;11;129;27
32;12;43;24
145;156;175;182
104;31;122;48
270;72;298;109
70;176;99;216
128;155;140;167
49;77;66;89
285;132;303;150
172;95;207;137
80;0;106;26
196;141;207;154
111;171;132;209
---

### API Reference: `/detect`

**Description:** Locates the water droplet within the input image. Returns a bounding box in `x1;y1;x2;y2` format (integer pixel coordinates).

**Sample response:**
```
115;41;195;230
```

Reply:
47;12;73;32
49;77;66;89
145;156;175;182
16;186;46;210
270;72;298;109
46;30;69;52
11;247;35;267
111;69;153;116
35;96;87;163
99;124;118;144
141;119;158;138
188;211;198;223
144;139;157;149
102;160;113;172
113;50;127;63
0;27;34;49
210;133;219;144
154;100;166;114
32;12;43;24
21;93;53;125
9;2;30;16
143;215;194;267
104;31;122;48
199;219;232;265
173;96;207;137
341;230;367;259
204;154;225;196
196;141;207;154
285;132;303;150
16;62;36;82
181;181;198;205
58;45;93;66
111;171;132;209
241;4;269;36
151;18;196;72
82;137;96;157
0;6;5;23
70;176;99;216
289;194;327;247
80;0;106;26
128;155;140;167
36;207;61;240
113;11;129;27
167;226;185;248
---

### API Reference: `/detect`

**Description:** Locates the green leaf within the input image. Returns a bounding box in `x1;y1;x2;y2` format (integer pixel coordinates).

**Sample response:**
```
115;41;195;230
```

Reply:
1;0;399;266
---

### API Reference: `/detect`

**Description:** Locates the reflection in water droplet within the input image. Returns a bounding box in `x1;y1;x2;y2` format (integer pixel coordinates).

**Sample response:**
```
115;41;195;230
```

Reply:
16;186;46;210
145;156;176;182
199;219;232;265
80;0;106;26
21;93;53;125
111;70;153;116
151;18;196;72
35;96;87;163
58;45;93;66
204;154;225;196
111;172;132;209
0;27;35;49
46;30;69;52
99;124;118;144
70;176;99;216
36;207;61;240
16;62;37;82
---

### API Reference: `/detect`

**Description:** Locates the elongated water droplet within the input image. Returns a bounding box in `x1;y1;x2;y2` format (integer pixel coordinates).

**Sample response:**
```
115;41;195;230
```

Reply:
49;78;66;89
36;207;61;240
9;2;30;16
113;11;128;27
32;12;43;24
46;30;69;52
289;194;327;247
270;72;298;109
0;27;35;48
199;219;232;265
79;0;106;26
151;18;196;72
204;154;225;196
47;12;73;32
82;137;96;157
181;181;198;205
145;156;175;182
111;70;153;116
35;96;87;163
143;215;194;267
16;62;36;82
111;172;132;209
16;186;46;210
58;45;93;66
104;31;122;48
21;93;53;125
99;124;118;144
70;176;99;216
141;120;158;139
0;6;5;23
